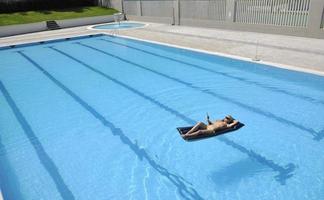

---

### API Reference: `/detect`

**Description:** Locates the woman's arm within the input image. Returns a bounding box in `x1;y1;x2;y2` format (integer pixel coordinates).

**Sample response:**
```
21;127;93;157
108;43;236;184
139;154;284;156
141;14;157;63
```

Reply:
227;120;239;128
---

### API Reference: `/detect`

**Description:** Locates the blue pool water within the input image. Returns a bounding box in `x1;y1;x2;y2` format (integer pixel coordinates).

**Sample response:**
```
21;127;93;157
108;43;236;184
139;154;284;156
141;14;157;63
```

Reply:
0;34;324;200
91;22;145;30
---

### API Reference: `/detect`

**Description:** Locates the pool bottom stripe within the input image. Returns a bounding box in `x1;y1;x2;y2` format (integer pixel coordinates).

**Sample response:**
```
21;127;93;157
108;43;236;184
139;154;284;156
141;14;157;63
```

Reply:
48;46;194;124
17;51;204;200
0;80;75;200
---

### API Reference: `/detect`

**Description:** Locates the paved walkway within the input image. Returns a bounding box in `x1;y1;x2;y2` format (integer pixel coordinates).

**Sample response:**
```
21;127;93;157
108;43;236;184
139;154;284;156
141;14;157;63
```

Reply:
1;21;324;74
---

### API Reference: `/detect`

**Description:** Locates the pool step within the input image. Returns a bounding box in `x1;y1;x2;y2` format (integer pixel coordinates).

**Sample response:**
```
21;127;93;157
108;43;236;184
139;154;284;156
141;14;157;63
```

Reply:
46;20;61;30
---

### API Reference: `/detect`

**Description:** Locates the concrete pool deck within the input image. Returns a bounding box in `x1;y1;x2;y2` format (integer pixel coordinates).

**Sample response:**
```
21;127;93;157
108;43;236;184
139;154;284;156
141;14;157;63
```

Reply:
1;21;324;76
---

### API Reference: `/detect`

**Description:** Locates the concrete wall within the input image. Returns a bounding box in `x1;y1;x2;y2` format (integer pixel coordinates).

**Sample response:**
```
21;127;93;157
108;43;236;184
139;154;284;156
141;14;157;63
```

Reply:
0;22;46;38
121;0;324;39
124;0;174;23
124;0;139;15
142;0;173;17
98;0;123;11
0;15;116;37
180;0;226;21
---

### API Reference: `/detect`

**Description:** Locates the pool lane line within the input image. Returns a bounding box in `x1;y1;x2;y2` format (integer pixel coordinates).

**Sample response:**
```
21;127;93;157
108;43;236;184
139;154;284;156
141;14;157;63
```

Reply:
47;46;194;125
47;46;296;185
17;51;204;200
76;42;322;141
0;80;75;200
316;129;324;141
99;37;324;106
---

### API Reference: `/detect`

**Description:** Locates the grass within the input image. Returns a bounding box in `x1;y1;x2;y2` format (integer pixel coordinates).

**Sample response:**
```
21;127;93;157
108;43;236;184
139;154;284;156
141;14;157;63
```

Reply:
0;6;119;26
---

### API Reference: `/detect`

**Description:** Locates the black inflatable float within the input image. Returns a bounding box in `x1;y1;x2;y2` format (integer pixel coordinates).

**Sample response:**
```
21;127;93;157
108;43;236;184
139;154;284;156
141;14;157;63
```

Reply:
177;122;244;141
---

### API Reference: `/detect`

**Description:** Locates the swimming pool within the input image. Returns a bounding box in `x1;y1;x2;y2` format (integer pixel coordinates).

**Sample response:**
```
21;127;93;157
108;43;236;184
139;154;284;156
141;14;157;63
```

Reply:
90;22;146;30
0;34;323;200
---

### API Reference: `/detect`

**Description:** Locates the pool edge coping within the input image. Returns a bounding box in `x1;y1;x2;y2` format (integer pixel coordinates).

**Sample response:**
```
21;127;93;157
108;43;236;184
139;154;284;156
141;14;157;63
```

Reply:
0;33;105;50
103;32;324;77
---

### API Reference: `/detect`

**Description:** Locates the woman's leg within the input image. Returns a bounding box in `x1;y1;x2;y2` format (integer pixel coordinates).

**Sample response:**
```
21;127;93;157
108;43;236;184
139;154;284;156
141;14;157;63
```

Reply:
183;129;214;139
185;122;207;135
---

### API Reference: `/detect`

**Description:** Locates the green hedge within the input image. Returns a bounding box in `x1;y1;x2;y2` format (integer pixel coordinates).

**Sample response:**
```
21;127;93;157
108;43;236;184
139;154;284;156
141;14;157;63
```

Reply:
0;7;118;26
0;0;96;13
